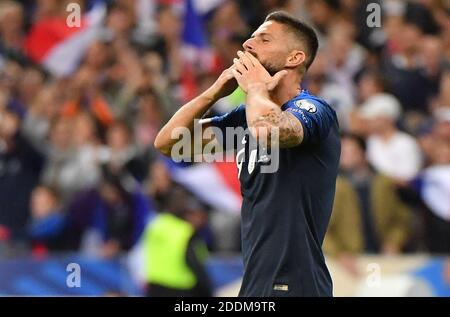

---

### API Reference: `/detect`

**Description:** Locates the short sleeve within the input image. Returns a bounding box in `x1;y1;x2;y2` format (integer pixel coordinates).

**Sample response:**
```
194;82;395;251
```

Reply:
283;98;337;144
207;105;246;150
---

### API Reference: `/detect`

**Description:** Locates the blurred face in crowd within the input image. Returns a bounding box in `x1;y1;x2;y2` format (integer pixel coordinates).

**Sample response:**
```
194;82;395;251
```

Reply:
72;113;97;147
212;1;247;37
157;6;182;43
85;41;110;71
420;36;444;73
340;136;366;172
328;30;353;67
31;186;59;219
306;51;325;75
36;0;62;18
305;52;326;95
19;69;44;104
397;23;422;55
358;72;384;102
0;109;20;141
0;1;24;36
106;5;135;36
49;117;73;151
107;122;130;151
242;21;305;76
429;139;450;165
438;72;450;106
306;0;334;30
100;182;123;205
384;15;403;44
149;160;172;194
210;0;245;67
185;209;208;231
137;93;163;125
0;62;23;91
142;52;164;79
433;120;450;142
367;116;395;136
31;85;60;118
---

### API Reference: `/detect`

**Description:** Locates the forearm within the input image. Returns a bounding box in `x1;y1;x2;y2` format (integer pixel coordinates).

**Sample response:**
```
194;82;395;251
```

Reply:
154;86;220;155
246;84;281;128
245;84;303;148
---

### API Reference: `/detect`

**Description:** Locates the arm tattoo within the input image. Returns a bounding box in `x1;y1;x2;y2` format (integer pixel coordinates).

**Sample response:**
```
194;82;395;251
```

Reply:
250;109;303;148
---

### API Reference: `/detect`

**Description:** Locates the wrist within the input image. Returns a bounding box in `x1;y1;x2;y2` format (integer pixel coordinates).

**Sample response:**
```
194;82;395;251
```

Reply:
247;82;269;97
202;84;222;103
200;87;219;104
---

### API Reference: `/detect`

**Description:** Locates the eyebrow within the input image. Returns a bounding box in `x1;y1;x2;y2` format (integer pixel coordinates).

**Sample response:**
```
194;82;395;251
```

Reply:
251;32;273;39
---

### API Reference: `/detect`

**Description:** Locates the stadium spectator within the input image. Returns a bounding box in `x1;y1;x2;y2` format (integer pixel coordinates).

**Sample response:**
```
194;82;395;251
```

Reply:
144;186;212;297
46;111;104;201
27;185;72;255
359;93;423;181
323;175;363;275
306;51;355;131
0;1;25;53
336;133;413;254
103;120;147;182
0;107;44;242
146;159;174;212
133;89;167;152
71;169;151;257
407;115;450;253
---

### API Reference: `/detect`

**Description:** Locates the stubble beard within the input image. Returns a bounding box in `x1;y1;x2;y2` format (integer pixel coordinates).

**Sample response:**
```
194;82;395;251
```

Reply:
250;51;284;76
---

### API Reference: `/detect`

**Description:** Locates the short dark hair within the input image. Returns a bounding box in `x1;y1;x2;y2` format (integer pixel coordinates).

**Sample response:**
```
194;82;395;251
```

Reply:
265;11;319;72
341;132;367;153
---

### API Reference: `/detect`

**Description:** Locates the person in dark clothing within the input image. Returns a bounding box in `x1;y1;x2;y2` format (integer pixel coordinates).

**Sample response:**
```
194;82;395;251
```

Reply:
68;169;152;256
401;137;450;253
0;107;44;243
27;185;74;254
336;133;412;254
154;12;340;297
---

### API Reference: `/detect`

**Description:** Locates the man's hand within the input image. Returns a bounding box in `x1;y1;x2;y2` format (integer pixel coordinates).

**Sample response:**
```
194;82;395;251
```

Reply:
206;65;238;101
232;51;287;93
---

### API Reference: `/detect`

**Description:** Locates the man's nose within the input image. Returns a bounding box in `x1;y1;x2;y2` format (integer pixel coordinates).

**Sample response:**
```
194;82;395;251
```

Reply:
243;39;254;52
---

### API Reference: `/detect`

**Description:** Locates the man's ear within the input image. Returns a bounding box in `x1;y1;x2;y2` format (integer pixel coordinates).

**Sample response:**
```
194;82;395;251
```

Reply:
285;50;306;68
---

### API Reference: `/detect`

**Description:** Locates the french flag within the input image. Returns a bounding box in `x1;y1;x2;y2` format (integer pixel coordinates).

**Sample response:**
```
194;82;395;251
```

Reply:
24;1;106;77
163;157;242;214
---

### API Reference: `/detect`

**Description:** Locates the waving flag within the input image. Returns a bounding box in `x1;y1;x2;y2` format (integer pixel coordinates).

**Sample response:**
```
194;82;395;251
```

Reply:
24;2;106;77
162;158;242;214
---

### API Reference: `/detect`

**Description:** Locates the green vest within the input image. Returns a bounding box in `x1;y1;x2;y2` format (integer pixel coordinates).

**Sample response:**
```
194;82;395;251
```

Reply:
144;213;197;289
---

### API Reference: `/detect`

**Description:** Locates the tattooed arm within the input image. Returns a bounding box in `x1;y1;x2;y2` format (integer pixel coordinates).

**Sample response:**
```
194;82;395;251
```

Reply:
245;83;304;148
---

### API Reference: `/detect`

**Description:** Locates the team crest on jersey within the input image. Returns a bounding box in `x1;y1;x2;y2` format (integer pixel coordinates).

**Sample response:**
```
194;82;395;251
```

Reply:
295;100;317;113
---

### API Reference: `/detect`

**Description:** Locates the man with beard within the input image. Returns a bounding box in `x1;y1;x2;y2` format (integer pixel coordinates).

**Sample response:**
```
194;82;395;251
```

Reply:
154;11;340;297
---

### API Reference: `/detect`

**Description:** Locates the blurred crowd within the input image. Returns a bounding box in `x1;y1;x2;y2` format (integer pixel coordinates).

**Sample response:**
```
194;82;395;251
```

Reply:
0;0;449;275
